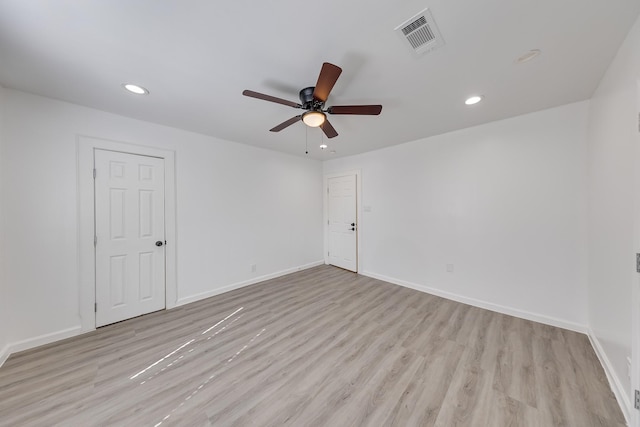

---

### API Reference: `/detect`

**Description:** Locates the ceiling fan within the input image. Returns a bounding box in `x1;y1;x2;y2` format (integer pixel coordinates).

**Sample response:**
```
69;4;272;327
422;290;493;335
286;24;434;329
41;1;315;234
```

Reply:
242;62;382;139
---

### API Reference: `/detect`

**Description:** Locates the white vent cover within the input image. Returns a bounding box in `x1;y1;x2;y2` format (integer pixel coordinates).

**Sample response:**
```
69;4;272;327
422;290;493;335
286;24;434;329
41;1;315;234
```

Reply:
395;8;444;55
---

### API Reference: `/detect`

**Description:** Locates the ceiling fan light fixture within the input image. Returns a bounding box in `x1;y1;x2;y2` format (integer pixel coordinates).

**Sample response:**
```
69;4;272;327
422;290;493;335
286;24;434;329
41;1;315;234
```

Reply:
302;111;326;127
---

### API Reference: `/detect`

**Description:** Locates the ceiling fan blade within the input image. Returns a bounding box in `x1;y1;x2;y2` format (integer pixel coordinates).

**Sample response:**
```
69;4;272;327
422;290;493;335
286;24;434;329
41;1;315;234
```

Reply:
328;105;382;115
243;90;301;108
313;63;342;102
320;120;338;138
270;115;302;132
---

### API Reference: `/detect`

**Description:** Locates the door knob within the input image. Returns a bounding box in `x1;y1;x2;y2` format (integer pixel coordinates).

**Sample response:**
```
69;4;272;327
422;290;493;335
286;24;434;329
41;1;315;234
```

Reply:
350;227;355;231
155;241;164;247
351;223;355;226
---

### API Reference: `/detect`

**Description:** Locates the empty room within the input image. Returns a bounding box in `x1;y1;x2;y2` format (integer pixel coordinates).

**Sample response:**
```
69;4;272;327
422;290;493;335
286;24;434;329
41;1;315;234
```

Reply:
1;1;640;426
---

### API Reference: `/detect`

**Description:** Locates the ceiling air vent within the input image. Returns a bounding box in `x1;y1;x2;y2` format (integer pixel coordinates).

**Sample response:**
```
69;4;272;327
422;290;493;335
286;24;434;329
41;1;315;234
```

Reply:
395;9;444;55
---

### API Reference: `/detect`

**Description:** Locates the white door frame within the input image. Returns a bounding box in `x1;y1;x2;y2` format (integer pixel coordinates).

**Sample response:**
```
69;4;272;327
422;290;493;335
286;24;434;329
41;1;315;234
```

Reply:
323;170;362;272
632;79;640;427
77;135;177;332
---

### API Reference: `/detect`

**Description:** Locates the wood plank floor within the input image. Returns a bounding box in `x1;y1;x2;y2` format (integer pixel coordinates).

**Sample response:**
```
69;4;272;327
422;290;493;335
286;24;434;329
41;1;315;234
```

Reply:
0;265;625;426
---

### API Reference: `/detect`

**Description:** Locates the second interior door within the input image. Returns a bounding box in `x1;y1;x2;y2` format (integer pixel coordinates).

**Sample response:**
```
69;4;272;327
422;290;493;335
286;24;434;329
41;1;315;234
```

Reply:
328;174;357;272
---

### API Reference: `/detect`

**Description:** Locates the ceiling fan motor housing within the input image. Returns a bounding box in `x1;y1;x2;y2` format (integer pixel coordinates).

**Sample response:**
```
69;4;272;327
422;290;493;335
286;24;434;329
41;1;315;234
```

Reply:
299;87;324;110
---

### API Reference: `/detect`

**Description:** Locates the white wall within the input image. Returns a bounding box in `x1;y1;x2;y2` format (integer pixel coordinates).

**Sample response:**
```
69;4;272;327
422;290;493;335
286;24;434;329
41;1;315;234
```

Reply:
587;15;640;417
324;101;589;330
0;89;323;350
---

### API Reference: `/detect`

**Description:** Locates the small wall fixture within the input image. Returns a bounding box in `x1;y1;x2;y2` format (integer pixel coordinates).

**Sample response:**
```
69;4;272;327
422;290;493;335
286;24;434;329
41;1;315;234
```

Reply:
302;111;326;127
320;144;328;149
122;83;149;95
465;95;483;105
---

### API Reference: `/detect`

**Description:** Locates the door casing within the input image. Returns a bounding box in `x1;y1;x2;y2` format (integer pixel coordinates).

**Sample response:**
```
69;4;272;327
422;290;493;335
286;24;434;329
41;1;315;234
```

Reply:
632;79;640;427
78;136;177;332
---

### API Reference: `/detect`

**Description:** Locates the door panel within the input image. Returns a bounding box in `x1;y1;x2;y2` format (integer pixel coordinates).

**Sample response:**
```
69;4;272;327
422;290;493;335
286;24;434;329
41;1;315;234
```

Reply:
95;149;166;327
109;255;126;306
328;174;357;272
139;252;154;300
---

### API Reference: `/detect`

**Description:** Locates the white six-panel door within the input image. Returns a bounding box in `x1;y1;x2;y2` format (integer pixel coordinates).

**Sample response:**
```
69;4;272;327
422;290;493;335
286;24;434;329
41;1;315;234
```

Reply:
94;149;166;327
328;174;357;272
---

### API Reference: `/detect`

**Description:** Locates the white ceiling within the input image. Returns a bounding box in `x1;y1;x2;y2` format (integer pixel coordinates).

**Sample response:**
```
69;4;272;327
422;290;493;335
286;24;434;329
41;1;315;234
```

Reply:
0;1;638;160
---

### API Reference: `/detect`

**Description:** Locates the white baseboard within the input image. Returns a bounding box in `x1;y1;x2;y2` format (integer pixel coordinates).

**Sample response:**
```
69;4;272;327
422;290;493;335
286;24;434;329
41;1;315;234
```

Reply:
360;271;587;333
176;260;325;306
587;329;631;425
0;326;82;368
0;343;10;367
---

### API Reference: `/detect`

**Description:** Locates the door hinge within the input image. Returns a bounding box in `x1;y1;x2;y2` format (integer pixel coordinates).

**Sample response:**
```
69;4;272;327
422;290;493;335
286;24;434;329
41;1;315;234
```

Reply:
94;235;97;247
327;187;329;194
94;303;97;313
327;251;330;256
93;168;96;179
635;389;640;409
636;253;640;273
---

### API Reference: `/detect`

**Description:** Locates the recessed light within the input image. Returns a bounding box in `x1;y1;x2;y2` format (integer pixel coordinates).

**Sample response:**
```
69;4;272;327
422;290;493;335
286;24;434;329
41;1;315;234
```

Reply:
122;83;149;95
320;144;328;149
465;95;483;106
515;49;541;64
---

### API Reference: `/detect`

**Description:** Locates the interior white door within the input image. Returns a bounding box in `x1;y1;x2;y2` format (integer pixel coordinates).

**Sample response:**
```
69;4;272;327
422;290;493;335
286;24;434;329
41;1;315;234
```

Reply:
94;149;166;327
328;174;357;272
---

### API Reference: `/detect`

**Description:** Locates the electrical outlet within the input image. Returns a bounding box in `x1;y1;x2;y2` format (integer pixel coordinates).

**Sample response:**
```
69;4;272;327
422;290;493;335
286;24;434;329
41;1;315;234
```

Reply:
251;264;257;273
446;264;454;273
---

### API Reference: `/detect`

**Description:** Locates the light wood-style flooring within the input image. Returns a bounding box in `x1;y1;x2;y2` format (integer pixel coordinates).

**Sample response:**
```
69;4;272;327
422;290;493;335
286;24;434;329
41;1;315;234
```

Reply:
0;265;625;426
